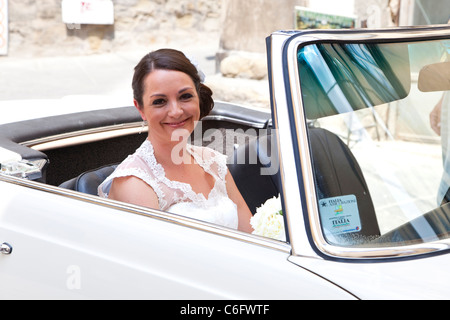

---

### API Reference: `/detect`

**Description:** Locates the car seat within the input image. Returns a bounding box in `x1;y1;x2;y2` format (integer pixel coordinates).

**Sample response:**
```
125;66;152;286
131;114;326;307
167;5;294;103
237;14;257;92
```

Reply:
309;127;381;240
59;164;117;195
228;128;380;239
228;134;280;214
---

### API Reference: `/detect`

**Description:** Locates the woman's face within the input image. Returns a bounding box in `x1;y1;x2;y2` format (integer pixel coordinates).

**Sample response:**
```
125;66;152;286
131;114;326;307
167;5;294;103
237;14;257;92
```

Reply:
135;69;200;146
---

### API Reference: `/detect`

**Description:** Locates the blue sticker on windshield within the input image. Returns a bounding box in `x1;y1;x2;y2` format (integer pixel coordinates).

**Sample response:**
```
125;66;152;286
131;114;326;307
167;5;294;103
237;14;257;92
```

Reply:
319;195;362;235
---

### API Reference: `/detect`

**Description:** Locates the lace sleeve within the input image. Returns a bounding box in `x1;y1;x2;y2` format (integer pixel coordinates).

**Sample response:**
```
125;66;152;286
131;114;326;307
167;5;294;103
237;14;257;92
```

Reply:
97;154;168;209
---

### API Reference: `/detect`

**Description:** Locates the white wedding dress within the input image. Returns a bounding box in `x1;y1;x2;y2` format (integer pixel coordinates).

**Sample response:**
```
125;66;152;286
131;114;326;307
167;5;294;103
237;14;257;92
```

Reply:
98;139;238;229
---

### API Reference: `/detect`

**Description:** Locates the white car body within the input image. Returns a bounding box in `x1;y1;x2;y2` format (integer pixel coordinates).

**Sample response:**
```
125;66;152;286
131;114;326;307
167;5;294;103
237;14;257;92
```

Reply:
1;25;450;300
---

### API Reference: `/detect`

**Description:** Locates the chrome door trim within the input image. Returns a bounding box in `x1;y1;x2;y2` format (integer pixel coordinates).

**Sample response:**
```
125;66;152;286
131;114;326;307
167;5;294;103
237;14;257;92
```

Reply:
268;32;319;258
0;173;291;254
22;122;144;151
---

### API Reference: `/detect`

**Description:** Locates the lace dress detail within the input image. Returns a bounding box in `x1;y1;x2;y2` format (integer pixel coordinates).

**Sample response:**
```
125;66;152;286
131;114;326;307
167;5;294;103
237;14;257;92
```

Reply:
98;140;238;229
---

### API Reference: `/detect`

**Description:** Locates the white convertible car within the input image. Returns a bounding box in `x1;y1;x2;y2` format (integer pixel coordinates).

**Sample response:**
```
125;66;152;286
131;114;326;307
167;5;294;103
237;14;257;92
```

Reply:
1;25;450;299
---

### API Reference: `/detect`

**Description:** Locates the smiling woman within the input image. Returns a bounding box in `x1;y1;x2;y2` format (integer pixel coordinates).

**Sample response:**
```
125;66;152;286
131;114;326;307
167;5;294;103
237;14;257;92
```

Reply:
137;69;201;149
98;48;254;233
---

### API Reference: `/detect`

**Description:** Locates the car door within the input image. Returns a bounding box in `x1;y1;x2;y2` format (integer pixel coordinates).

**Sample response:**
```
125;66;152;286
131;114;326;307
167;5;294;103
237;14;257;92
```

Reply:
0;176;355;299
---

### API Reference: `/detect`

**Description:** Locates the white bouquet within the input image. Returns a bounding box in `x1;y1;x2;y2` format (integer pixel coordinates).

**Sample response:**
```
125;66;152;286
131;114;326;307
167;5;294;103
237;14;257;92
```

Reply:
251;194;286;241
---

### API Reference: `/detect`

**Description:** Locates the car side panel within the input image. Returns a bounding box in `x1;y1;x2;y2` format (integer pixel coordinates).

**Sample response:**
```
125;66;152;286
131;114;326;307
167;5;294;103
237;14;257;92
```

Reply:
0;180;355;299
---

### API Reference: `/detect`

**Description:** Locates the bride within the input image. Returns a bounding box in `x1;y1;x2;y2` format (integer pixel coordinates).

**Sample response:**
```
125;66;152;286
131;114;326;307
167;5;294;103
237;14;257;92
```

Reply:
98;49;253;233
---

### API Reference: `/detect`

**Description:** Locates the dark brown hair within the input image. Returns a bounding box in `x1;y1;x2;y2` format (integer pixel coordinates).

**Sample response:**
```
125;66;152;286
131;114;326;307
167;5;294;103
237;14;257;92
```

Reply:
132;48;214;119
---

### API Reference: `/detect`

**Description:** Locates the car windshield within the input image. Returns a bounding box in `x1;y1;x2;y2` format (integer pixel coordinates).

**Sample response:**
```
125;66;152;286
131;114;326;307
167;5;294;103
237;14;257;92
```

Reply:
298;38;450;248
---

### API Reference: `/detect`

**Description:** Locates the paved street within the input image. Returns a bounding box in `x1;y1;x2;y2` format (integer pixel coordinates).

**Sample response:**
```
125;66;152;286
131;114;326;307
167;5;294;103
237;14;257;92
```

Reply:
0;38;222;100
0;41;225;123
0;40;270;125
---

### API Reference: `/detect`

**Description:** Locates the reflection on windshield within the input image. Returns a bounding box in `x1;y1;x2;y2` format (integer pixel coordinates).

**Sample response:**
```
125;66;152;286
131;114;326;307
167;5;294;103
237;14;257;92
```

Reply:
298;39;450;249
298;42;411;119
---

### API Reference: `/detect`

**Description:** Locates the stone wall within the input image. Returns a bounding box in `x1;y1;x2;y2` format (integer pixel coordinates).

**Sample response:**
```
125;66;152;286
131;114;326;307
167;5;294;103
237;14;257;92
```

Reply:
6;0;223;57
218;0;309;80
6;0;407;59
219;0;309;54
217;0;412;80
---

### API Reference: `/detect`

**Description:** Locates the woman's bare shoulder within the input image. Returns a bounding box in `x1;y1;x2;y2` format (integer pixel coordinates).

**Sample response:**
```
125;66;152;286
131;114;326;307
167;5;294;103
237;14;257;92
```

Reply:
109;175;159;209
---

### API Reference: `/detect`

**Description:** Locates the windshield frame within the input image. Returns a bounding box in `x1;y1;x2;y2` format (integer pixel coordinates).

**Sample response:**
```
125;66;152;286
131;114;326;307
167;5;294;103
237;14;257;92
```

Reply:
283;25;450;260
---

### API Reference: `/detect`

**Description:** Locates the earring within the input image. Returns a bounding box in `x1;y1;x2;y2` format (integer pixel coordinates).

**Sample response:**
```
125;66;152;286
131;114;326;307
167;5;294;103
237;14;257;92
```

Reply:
139;121;147;134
